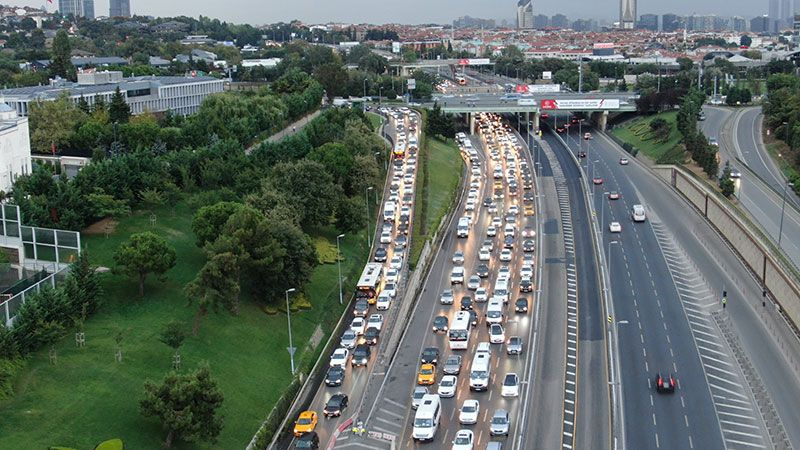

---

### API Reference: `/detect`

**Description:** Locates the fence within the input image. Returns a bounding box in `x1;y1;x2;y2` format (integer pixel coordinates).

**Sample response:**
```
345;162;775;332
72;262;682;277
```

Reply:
2;265;70;327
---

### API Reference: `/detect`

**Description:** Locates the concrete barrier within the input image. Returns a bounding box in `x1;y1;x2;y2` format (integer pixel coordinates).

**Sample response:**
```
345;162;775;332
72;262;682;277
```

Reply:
652;165;800;333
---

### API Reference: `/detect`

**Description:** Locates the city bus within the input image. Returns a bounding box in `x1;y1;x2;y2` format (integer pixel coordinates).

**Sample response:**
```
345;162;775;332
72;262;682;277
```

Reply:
394;141;406;159
357;263;383;304
448;311;472;350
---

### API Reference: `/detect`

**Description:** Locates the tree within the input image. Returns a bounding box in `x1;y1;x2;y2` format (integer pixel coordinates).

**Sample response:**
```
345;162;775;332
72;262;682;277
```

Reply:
677;57;695;72
191;202;246;247
314;63;348;99
185;251;241;336
113;232;177;296
740;35;753;47
49;30;75;80
28;92;84;154
270;159;341;230
158;320;186;357
719;161;735;197
109;87;131;124
140;366;224;448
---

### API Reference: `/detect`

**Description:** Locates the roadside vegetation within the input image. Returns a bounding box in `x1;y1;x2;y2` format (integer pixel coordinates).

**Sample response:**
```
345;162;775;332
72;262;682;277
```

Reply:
762;70;800;195
612;111;683;163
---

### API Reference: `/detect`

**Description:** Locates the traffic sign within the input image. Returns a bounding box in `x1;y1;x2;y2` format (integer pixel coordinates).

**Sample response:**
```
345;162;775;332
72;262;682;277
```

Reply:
287;346;296;356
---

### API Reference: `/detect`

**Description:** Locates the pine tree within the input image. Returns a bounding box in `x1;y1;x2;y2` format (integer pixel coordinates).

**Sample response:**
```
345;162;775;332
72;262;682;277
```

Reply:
109;87;131;124
50;30;75;80
77;96;90;114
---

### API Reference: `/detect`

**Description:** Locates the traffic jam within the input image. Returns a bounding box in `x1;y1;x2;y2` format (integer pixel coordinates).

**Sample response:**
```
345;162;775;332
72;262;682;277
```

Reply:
291;107;420;449
409;112;539;449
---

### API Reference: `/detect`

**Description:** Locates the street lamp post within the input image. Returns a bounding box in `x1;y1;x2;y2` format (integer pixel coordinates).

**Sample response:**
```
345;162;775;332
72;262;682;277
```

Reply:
607;240;620;283
778;181;794;247
366;186;374;247
336;234;345;305
601;191;610;233
379;86;383;106
784;121;791;151
285;287;297;374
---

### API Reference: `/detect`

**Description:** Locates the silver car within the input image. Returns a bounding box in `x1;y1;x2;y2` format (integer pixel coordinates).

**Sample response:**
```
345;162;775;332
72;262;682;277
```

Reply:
443;355;462;375
411;386;429;409
506;336;523;355
490;409;510;435
440;289;455;305
340;329;358;349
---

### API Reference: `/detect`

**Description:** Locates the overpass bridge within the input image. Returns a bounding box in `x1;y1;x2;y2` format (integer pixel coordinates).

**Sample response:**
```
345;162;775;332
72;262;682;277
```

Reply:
433;91;637;132
388;57;494;76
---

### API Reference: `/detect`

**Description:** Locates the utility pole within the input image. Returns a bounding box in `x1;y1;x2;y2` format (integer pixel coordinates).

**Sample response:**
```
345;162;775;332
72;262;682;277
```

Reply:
578;56;583;93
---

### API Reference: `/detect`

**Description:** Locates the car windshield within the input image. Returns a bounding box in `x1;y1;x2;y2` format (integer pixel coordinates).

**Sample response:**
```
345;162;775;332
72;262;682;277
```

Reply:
471;371;488;379
504;376;516;385
421;367;433;375
298;418;313;425
488;311;502;318
413;391;425;399
455;436;471;444
296;439;314;448
442;378;455;386
492;415;507;425
414;418;433;427
462;404;477;412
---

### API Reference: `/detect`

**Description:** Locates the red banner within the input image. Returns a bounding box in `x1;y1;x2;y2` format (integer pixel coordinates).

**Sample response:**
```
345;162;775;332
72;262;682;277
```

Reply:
540;99;557;110
515;84;529;93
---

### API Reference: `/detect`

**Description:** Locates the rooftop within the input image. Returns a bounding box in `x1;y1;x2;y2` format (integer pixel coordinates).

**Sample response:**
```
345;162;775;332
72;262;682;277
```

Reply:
0;75;221;100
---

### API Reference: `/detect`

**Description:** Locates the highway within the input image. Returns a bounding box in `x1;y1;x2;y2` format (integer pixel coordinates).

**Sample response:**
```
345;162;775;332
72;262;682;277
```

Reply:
338;114;544;450
705;106;800;269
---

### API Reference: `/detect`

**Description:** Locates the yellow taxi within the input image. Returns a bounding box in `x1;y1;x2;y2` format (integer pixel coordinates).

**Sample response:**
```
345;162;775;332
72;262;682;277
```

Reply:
293;410;318;437
417;364;436;385
494;180;503;190
524;205;535;216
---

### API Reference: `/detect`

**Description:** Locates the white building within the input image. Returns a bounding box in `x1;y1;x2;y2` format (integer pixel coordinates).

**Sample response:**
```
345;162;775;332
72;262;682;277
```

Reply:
517;0;534;29
0;71;225;117
0;104;31;193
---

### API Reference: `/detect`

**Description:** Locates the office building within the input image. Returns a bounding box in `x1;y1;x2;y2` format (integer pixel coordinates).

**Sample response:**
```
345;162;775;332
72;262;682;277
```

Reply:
533;14;549;29
0;104;31;193
572;19;596;32
781;0;794;25
662;13;682;32
0;71;224;118
751;15;771;32
517;0;534;29
638;14;658;30
713;16;729;31
82;0;94;19
58;0;83;17
551;14;569;29
109;0;131;17
620;0;636;29
687;14;714;31
732;16;747;32
769;0;780;22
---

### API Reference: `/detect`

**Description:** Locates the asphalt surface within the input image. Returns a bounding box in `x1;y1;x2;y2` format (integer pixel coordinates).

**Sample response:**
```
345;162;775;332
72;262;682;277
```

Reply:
285;107;420;449
705;106;800;268
339;115;543;450
548;117;736;450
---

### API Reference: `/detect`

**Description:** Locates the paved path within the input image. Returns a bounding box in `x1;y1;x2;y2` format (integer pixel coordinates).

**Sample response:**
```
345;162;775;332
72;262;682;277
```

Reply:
245;109;321;155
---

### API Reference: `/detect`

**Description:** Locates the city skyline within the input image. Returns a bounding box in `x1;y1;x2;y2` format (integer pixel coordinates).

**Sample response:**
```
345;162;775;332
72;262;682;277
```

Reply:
9;0;794;25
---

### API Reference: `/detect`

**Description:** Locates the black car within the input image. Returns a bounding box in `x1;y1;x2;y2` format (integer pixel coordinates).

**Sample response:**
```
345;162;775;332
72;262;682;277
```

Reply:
655;372;676;393
421;347;440;365
461;296;473;311
432;315;449;332
324;394;349;417
483;197;493;207
354;299;369;317
398;222;409;235
504;235;514;249
295;431;320;449
399;214;410;225
352;344;371;367
523;240;535;253
515;297;529;313
374;247;388;262
523;192;535;203
578;150;586;158
325;365;345;386
476;263;490;278
469;309;478;326
364;326;380;345
519;279;533;292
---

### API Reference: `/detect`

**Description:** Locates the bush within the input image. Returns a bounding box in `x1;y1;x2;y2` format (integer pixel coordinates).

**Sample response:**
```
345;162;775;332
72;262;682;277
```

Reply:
313;236;339;264
0;357;23;401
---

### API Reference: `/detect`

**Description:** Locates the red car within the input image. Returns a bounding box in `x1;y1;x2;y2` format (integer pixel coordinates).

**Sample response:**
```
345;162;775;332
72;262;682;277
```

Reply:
655;373;676;393
556;125;566;133
608;191;620;200
541;113;550;120
592;177;603;185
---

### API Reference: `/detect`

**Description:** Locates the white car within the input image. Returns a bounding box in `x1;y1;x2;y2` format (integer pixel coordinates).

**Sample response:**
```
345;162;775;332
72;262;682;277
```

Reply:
489;323;505;344
520;265;533;280
609;221;622;233
498;265;510;279
438;375;458;397
452;251;465;265
487;225;497;237
459;399;480;425
465;200;476;211
451;266;465;284
492;217;503;228
384;268;399;284
500;249;513;262
350;317;366;335
330;347;349;367
488;203;498;213
384;283;397;298
390;255;403;270
440;289;455;305
367;313;384;331
467;275;481;290
501;373;519;397
508;205;519;216
380;231;392;244
475;287;488;302
376;292;391;311
452;429;474;450
479;248;491;261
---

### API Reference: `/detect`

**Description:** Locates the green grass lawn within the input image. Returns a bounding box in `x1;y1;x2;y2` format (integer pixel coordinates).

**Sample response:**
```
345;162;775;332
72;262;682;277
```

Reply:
0;202;368;449
612;111;684;163
366;112;383;131
410;136;463;267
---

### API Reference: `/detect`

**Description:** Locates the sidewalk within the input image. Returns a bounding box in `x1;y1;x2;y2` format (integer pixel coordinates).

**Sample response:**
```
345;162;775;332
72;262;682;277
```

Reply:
245;109;321;155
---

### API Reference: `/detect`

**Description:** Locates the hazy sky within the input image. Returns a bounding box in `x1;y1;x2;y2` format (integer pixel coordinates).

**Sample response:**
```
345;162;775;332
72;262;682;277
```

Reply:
14;0;772;25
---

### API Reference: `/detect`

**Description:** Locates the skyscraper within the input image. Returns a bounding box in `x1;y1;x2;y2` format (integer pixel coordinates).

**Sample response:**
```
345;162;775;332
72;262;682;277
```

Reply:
58;0;83;17
109;0;131;17
533;14;549;29
551;14;569;29
750;15;770;32
769;0;780;21
517;0;533;29
732;16;747;32
661;13;683;32
620;0;636;29
781;0;793;25
638;14;658;30
83;0;94;19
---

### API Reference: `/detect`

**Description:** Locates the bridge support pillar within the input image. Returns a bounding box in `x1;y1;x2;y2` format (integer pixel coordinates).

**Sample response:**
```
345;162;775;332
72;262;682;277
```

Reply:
595;110;609;131
469;112;476;135
532;110;540;134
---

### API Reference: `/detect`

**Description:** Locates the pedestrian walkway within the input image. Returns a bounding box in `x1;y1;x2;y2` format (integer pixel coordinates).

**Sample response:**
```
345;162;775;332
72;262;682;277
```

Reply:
245;109;321;155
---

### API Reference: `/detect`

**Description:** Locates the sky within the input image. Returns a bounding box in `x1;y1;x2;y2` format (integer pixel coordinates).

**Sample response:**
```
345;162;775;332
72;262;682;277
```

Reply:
13;0;773;25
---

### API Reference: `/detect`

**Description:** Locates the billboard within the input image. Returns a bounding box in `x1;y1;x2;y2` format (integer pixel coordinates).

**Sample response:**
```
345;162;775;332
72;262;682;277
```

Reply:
539;99;620;110
542;71;552;80
527;84;561;93
392;42;401;53
407;78;416;90
517;99;537;106
458;58;491;65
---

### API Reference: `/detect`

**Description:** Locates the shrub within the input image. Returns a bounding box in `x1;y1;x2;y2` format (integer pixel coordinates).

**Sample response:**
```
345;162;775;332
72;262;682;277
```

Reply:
0;357;23;401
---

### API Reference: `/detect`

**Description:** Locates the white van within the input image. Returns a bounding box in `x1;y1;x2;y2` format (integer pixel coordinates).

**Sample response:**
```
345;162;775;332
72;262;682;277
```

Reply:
631;204;646;222
493;279;509;304
412;394;441;441
383;201;396;222
503;223;515;238
486;298;504;325
469;351;491;391
457;217;471;238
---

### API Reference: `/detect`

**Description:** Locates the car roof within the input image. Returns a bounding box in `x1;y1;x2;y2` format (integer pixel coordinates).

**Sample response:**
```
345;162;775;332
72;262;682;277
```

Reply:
299;410;315;418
